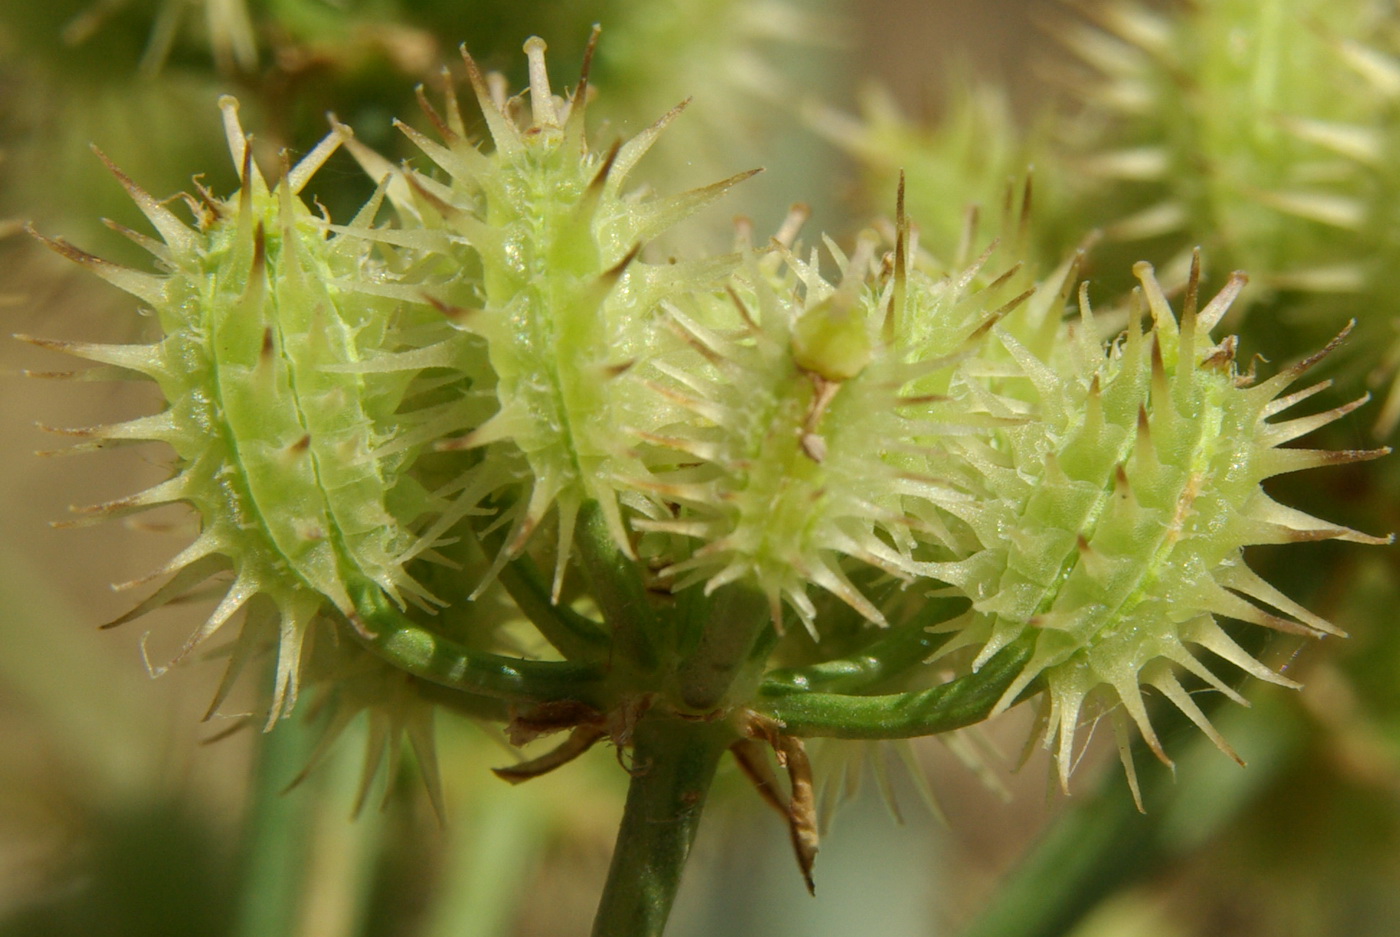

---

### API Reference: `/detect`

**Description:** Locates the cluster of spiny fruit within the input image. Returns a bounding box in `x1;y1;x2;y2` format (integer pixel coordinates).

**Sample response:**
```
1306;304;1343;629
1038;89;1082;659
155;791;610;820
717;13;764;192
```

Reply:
24;33;1388;810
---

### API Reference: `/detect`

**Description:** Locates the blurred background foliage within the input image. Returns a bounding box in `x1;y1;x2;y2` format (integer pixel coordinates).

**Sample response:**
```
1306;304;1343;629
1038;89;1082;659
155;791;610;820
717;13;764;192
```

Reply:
2;0;1398;935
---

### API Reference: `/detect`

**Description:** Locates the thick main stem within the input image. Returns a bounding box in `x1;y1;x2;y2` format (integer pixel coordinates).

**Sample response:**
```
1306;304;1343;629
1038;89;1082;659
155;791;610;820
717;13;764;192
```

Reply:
590;716;733;937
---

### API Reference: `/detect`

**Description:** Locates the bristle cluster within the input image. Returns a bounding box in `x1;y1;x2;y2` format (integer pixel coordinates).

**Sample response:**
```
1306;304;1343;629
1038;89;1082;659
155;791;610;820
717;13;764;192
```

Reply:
344;34;755;595
808;81;1045;269
28;99;447;723
929;256;1389;804
1055;0;1400;416
632;208;1067;632
636;238;920;630
289;624;448;821
1058;0;1382;269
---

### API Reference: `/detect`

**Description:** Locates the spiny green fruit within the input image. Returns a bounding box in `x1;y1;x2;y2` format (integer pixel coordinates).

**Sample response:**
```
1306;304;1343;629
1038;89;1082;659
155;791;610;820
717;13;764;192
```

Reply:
1054;1;1400;344
23;99;444;722
930;256;1390;803
631;204;1067;633
342;34;756;594
634;228;926;630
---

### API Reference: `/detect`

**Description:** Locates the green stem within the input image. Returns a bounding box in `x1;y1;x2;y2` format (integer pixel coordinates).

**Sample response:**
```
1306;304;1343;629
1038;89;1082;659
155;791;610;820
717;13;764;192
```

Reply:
230;709;320;937
497;552;612;660
590;716;733;937
758;639;1034;738
675;584;770;711
575;501;661;672
347;578;605;705
761;615;958;697
470;523;612;661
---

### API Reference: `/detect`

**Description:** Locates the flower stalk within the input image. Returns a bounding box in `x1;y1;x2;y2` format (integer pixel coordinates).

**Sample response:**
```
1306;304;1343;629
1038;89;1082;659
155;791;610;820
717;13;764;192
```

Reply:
590;716;734;937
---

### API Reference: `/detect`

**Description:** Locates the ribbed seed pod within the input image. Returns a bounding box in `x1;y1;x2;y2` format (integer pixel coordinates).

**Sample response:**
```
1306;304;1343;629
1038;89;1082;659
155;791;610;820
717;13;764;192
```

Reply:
631;204;1062;633
25;99;442;722
1055;0;1377;267
931;257;1390;803
345;35;756;594
1054;0;1400;410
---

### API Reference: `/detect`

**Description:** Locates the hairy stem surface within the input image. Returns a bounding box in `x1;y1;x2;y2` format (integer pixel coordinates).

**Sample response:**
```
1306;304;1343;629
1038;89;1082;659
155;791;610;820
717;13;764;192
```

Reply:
590;716;734;937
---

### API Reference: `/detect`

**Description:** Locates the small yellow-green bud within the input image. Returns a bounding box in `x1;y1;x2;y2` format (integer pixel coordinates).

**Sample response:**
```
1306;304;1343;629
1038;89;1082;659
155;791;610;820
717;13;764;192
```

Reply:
791;294;873;382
